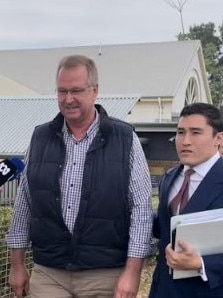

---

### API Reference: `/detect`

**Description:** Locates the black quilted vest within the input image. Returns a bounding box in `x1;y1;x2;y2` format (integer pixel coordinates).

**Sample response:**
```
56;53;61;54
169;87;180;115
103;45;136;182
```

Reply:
27;104;133;270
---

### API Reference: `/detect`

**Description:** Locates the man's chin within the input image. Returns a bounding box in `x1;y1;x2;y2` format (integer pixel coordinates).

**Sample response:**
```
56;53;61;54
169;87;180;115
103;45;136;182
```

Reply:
179;157;195;167
65;112;80;121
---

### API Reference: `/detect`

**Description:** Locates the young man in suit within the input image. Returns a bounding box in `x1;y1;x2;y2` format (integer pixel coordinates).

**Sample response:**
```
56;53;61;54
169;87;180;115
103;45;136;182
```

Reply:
149;102;223;298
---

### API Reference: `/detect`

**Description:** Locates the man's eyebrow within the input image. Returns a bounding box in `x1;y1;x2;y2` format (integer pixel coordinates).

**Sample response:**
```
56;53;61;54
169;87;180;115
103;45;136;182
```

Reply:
190;127;203;131
177;127;203;131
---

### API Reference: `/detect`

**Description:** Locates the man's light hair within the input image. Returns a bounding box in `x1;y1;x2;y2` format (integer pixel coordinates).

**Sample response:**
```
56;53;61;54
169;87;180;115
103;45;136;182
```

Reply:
56;55;98;86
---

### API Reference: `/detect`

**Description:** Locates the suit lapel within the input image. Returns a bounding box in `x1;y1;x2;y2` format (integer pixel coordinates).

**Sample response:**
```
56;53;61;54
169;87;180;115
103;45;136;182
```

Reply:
182;158;223;214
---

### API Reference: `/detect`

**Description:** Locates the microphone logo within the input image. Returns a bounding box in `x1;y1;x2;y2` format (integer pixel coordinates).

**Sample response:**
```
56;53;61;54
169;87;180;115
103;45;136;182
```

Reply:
0;158;24;186
0;161;11;176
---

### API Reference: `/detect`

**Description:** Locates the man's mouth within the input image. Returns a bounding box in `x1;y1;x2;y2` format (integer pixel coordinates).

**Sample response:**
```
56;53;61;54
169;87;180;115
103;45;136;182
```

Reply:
66;105;79;110
181;149;192;154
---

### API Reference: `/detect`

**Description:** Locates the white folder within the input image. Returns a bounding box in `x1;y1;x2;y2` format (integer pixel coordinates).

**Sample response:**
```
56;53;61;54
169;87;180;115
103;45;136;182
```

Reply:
170;208;223;279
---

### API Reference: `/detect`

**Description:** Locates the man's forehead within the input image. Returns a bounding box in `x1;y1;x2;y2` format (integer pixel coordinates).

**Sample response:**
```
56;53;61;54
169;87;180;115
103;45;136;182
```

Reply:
178;114;208;124
177;114;211;130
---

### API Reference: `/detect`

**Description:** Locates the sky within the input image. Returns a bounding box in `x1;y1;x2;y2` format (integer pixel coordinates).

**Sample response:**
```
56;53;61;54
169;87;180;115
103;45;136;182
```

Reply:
0;0;222;50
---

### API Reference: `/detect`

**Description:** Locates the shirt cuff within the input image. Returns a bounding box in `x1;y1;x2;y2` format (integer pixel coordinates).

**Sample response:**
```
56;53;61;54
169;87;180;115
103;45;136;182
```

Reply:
127;242;151;258
198;257;208;281
5;233;30;249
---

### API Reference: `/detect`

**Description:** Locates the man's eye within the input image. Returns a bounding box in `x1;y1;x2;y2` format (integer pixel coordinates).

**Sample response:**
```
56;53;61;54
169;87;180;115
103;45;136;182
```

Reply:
71;89;83;94
58;90;67;94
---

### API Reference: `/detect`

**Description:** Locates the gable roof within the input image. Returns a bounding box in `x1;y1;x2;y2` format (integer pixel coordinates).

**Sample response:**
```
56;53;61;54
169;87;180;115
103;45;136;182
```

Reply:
0;73;39;96
0;95;140;157
0;40;209;98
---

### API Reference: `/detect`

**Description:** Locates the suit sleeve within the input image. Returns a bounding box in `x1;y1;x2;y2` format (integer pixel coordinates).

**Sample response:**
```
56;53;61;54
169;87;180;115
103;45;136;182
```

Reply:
152;174;166;239
203;253;223;289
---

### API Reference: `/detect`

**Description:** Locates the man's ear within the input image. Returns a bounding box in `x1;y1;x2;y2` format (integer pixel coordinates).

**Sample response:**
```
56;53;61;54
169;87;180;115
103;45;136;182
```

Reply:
216;132;223;148
218;131;223;140
93;84;99;100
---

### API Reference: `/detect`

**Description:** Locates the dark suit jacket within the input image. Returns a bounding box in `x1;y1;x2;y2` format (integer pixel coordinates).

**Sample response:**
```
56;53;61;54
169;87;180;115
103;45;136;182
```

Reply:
149;157;223;298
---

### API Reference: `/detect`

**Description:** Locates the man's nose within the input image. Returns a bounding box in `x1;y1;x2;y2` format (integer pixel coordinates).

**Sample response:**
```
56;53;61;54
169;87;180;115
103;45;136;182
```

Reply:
182;133;191;144
64;91;74;102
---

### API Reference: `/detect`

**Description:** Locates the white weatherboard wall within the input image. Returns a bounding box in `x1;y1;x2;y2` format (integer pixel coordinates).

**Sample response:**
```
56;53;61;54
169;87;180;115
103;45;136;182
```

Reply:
172;48;210;114
126;99;173;123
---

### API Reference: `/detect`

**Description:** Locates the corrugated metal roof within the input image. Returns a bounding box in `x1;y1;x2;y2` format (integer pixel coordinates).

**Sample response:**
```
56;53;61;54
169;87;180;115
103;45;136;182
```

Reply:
0;95;140;156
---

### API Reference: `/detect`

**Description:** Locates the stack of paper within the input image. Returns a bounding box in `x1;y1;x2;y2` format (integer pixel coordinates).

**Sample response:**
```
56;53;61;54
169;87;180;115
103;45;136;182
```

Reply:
170;208;223;279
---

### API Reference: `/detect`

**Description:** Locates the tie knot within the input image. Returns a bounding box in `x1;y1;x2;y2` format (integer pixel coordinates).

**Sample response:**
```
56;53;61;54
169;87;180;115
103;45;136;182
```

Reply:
185;168;195;178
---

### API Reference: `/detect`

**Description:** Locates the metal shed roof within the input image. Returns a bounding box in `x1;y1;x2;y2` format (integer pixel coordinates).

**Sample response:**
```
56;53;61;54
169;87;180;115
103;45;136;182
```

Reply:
0;95;140;157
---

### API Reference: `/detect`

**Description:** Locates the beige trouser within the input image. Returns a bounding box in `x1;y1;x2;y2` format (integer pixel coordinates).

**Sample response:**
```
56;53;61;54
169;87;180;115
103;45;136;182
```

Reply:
29;264;122;298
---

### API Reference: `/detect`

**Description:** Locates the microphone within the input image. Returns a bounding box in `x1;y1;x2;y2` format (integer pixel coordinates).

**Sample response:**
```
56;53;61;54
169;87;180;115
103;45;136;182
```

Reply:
0;158;25;186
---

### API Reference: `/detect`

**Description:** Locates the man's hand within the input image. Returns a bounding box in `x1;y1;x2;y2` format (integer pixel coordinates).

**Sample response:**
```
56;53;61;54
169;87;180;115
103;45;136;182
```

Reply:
9;263;30;298
9;248;29;298
165;240;202;271
113;257;143;298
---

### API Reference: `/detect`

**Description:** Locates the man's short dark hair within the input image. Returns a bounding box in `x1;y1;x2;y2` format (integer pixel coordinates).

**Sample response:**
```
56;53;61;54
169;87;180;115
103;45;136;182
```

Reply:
180;103;223;134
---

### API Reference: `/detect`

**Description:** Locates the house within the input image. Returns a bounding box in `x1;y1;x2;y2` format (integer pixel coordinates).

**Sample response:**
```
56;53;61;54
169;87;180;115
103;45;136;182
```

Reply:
0;40;211;187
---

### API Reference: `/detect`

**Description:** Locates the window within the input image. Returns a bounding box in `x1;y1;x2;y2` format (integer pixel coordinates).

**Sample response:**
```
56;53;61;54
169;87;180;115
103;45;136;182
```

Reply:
185;78;199;105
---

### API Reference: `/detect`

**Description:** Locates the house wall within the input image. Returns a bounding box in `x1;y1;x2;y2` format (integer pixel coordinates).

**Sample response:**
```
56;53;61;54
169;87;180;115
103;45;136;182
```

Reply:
0;74;39;97
126;98;173;123
172;52;210;116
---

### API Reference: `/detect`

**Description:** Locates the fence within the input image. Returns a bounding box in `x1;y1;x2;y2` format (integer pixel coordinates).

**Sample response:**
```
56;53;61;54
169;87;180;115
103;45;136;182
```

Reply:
0;180;32;298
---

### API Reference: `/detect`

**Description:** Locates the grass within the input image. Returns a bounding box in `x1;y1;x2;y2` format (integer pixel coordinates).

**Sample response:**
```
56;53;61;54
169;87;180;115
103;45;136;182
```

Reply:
137;256;156;297
137;195;158;297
